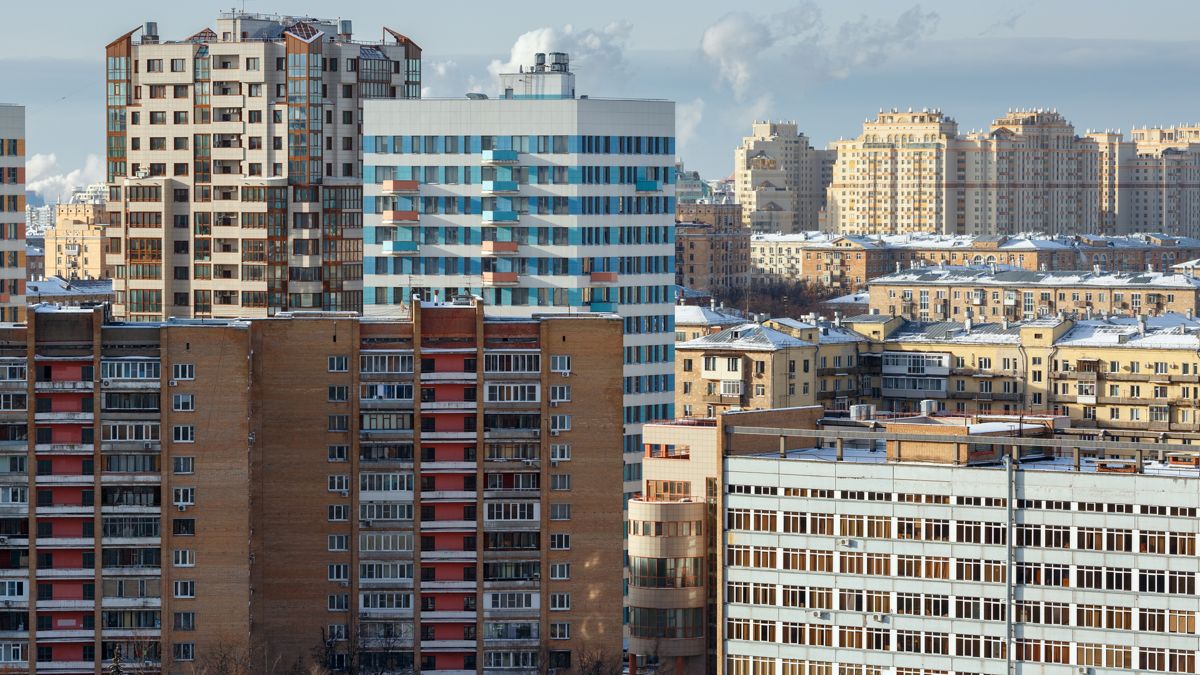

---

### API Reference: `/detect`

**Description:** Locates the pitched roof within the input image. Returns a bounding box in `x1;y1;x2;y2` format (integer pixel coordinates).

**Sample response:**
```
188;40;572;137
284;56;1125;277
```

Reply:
674;305;744;326
679;323;813;351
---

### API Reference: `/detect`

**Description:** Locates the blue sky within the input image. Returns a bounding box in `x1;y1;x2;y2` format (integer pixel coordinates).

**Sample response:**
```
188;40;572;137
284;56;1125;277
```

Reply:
10;0;1200;201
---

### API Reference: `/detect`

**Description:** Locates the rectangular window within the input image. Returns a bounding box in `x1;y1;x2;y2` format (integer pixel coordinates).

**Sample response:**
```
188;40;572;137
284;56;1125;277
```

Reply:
173;581;195;598
172;364;194;380
172;394;194;412
172;426;195;443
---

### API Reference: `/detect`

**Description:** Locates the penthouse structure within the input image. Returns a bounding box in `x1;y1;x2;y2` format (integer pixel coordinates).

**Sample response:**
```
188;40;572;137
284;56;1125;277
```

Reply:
104;13;422;320
0;298;621;674
0;106;25;321
361;52;676;496
868;266;1200;322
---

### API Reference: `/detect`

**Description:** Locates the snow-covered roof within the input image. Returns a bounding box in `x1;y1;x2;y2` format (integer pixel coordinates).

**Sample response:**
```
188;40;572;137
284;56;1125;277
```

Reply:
678;323;812;351
674;304;744;327
749;231;1200;252
885;319;1024;345
1055;314;1200;350
826;291;870;305
870;266;1200;289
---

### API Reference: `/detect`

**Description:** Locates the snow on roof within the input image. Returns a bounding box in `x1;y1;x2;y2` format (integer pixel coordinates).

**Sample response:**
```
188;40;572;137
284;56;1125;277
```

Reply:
679;322;813;351
886;319;1023;345
1055;314;1200;349
826;291;869;304
749;231;1200;253
674;304;744;326
870;266;1200;289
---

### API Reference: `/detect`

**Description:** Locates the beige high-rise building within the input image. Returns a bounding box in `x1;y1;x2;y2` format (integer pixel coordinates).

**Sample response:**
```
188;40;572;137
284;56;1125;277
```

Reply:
104;12;421;320
959;110;1099;235
825;109;959;236
1089;125;1200;236
733;122;828;233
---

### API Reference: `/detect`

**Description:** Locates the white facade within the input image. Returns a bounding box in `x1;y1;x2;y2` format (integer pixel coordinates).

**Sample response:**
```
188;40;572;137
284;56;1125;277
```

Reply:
361;83;676;496
724;449;1200;675
0;105;24;321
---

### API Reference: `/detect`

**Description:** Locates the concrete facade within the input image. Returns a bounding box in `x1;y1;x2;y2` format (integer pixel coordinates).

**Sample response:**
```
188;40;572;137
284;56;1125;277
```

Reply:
0;105;25;322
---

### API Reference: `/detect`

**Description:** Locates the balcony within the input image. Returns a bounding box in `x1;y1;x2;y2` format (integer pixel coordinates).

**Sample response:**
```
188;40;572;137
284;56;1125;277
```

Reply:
481;149;519;164
35;443;94;454
382;210;420;224
35;380;93;392
590;271;619;284
482;210;518;224
481;180;519;195
383;240;420;256
481;241;519;256
635;179;662;193
589;301;617;313
382;179;419;195
482;272;519;286
35;411;93;423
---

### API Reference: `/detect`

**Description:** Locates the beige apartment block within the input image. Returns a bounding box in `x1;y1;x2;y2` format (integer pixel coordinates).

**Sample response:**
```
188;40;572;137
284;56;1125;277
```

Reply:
868;266;1200;322
733;122;829;233
46;219;107;280
104;12;421;320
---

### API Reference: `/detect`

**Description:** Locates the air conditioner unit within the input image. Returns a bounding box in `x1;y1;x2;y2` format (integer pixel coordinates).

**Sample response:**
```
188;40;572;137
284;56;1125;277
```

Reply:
339;581;349;588
169;380;178;387
101;380;111;387
809;610;826;619
561;371;571;378
550;460;559;468
0;536;8;544
362;520;372;527
871;613;886;623
550;430;559;436
144;442;153;450
837;538;851;547
337;489;349;497
550;401;558;407
176;504;187;512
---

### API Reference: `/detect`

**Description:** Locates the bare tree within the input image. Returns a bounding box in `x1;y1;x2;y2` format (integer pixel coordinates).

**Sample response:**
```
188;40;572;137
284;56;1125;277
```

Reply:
565;645;624;675
186;640;254;675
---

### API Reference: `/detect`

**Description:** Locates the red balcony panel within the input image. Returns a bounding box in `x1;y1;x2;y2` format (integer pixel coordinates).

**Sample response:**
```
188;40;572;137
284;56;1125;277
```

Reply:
382;179;419;193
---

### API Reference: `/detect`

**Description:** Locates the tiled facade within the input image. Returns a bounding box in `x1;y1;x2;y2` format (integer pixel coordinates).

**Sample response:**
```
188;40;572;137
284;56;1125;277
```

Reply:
360;55;676;497
0;106;25;322
0;299;622;674
733;123;830;234
103;13;421;320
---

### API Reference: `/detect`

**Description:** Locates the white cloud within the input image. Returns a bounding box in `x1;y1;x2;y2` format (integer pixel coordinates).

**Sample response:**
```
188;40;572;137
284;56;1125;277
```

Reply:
25;153;104;204
486;21;633;87
676;98;705;154
700;3;938;105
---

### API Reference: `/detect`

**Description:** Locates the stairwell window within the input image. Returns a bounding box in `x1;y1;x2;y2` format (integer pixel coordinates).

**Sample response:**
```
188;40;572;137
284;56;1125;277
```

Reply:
172;426;194;443
550;355;572;373
172;364;194;380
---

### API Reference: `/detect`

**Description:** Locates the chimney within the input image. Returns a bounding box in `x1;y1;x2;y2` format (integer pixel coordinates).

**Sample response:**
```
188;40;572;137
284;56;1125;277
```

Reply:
1093;263;1101;275
1002;317;1009;329
1188;308;1195;320
710;297;716;311
1138;315;1147;336
895;261;901;273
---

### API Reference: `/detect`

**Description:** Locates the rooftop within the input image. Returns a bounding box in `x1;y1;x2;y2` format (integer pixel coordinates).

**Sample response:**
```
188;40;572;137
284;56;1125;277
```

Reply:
870;266;1200;289
674;304;744;327
26;277;113;298
679;322;812;351
751;231;1200;251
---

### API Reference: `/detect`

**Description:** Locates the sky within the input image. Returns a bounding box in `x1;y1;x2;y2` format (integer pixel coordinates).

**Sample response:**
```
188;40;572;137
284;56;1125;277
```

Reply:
8;0;1200;203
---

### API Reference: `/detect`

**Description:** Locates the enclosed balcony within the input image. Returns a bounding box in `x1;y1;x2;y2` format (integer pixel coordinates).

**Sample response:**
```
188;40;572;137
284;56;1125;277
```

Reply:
589;271;619;284
635;179;662;193
481;149;519;165
482;210;518;224
383;241;420;256
481;180;519;195
382;179;420;195
480;241;519;256
482;272;518;286
382;210;420;224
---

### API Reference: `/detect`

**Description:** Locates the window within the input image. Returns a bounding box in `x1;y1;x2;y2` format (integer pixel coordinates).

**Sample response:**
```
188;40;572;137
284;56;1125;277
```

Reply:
550;592;570;610
328;415;349;432
172;425;195;443
549;504;571;520
550;623;570;639
327;445;348;462
328;356;349;372
172;456;194;474
328;594;349;611
173;581;195;598
172;643;194;661
328;535;349;551
550;444;571;461
550;534;570;550
550;563;570;580
172;394;194;412
328;475;350;492
328;564;349;581
550;415;571;432
172;363;194;380
550;355;572;373
173;612;195;631
549;385;571;403
172;487;195;506
550;474;571;491
328;385;349;402
328;505;348;521
172;549;195;567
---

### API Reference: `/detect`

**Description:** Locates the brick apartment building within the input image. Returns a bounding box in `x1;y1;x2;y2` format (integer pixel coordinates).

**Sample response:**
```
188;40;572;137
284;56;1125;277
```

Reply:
0;298;622;674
